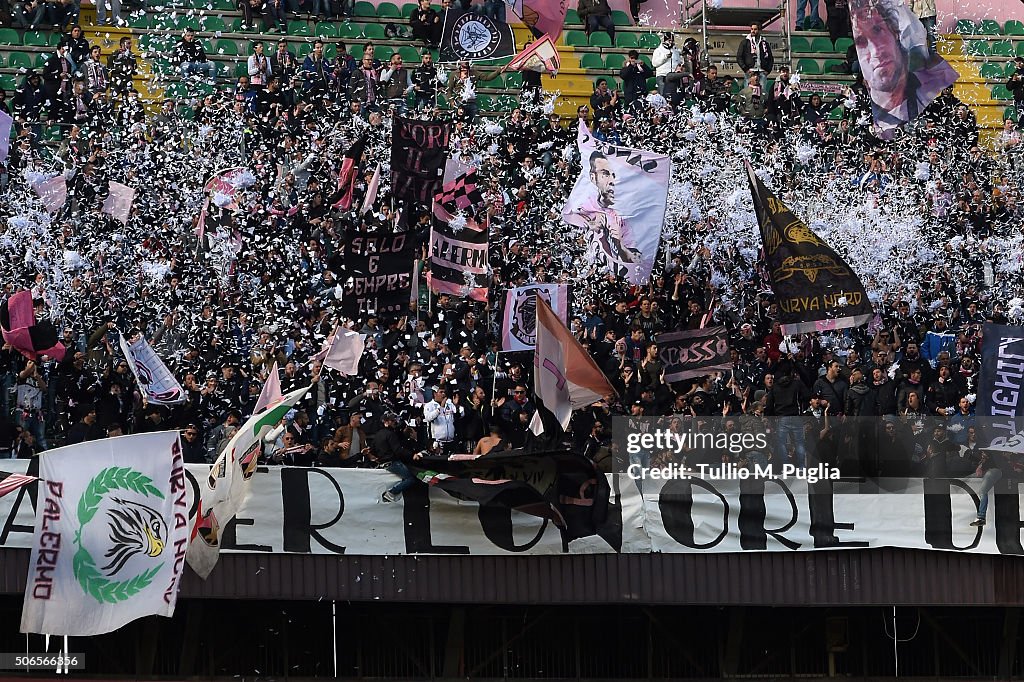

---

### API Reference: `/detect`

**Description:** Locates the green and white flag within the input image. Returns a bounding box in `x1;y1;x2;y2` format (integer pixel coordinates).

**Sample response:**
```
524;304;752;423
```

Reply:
20;432;189;636
186;385;310;579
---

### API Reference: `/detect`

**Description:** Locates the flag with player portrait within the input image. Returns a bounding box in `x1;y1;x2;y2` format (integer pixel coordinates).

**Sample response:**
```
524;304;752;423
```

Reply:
848;0;957;137
561;123;670;285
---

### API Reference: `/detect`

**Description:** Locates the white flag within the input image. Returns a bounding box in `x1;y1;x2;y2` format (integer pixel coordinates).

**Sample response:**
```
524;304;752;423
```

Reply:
186;385;309;579
118;332;186;405
32;174;67;214
359;165;381;215
322;329;365;376
20;432;189;636
102;181;136;224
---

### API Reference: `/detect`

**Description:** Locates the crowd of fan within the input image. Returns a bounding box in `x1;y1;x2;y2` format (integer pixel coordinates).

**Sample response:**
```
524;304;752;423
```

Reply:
0;15;1021;495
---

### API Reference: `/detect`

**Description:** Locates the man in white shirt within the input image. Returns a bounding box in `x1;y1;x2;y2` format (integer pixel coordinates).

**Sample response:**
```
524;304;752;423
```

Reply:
422;387;463;455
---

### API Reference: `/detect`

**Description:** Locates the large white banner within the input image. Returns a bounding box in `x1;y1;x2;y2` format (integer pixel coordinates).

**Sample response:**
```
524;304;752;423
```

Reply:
3;462;1024;558
562;123;670;285
19;433;189;635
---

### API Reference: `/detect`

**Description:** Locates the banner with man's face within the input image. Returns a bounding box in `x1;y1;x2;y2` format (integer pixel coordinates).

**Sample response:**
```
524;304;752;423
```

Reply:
849;0;957;137
561;124;670;285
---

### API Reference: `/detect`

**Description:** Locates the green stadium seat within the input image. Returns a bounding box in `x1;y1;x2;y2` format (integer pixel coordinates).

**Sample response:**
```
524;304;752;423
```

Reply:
43;125;62;141
637;32;659;48
323;42;337;58
645;76;655;90
1009;62;1020;77
797;58;822;75
362;22;385;38
964;40;991;57
823;58;845;73
375;46;393;61
485;74;503;88
377;2;401;17
605;52;625;69
337;22;361;38
315;21;339;37
213;0;234;9
810;37;833;52
126;13;150;28
1018;42;1024;57
216;39;239;55
991;40;1013;56
0;28;19;45
175;15;202;30
202;16;226;32
401;3;417;16
1004;20;1024;35
565;9;580;24
565;30;588;46
610;10;630;25
639;53;652;68
791;36;810;53
980;62;1005;78
616;32;638;48
398;45;420;63
979;19;1001;35
588;31;611;47
0;75;17;90
288;20;312;35
0;55;5;68
992;84;1013;100
1006;106;1018;120
353;0;375;15
22;31;50;47
201;37;215;52
436;93;449;108
295;41;312;57
834;37;853;53
34;52;49;67
955;19;977;35
475;94;492;110
580;52;603;69
234;61;248;76
504;71;521;87
348;43;363;58
8;52;33;70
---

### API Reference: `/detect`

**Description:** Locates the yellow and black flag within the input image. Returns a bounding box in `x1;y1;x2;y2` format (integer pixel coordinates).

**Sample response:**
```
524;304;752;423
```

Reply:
746;162;873;335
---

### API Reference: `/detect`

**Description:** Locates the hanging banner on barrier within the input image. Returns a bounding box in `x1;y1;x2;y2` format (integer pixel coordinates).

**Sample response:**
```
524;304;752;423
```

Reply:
5;461;1024;558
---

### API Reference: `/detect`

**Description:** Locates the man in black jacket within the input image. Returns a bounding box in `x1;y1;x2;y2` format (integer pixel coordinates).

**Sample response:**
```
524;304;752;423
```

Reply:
736;23;773;91
410;0;441;47
765;361;810;468
175;28;217;81
619;50;653;110
373;412;423;502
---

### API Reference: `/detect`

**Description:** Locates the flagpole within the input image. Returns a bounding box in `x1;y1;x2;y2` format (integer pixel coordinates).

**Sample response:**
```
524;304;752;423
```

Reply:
331;600;338;678
491;350;501;400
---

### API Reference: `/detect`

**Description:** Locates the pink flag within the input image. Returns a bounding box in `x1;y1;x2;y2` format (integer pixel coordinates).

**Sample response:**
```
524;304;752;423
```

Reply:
102;181;136;224
32;175;67;214
506;35;560;74
510;2;569;42
0;110;12;165
0;291;66;362
531;297;614;433
253;361;283;414
323;329;364;376
359;165;381;215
